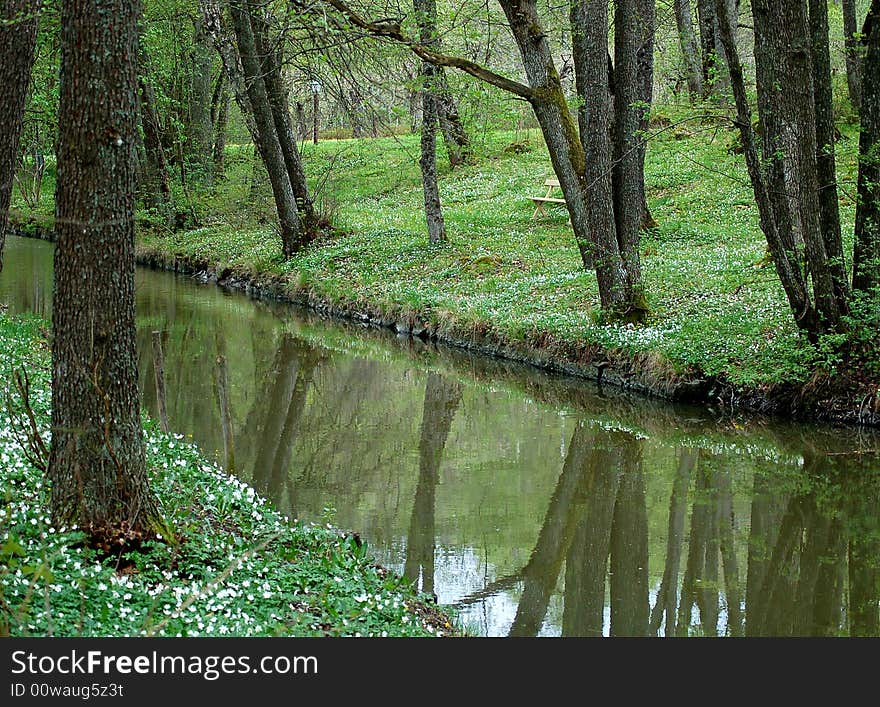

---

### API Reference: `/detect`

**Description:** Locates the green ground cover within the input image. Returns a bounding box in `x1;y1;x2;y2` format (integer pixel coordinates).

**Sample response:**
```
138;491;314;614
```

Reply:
0;313;453;637
13;107;866;387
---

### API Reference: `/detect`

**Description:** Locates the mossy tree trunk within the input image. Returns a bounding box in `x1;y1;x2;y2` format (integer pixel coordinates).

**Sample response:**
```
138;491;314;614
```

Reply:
0;0;40;273
50;0;162;544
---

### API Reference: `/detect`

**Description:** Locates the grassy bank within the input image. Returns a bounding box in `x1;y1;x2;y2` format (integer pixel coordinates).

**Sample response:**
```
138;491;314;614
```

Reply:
11;107;879;419
0;313;454;637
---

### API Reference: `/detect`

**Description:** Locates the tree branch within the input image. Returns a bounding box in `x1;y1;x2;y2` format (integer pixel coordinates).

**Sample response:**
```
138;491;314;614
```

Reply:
321;0;535;100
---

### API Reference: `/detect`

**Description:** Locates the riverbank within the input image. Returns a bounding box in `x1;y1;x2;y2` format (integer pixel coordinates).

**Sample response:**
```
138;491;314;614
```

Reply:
8;120;880;426
0;313;455;637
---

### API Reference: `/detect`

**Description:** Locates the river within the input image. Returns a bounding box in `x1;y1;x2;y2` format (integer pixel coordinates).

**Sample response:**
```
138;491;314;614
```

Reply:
2;233;878;637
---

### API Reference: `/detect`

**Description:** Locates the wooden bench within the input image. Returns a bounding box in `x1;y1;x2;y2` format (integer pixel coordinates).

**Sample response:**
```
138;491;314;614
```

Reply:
530;177;566;219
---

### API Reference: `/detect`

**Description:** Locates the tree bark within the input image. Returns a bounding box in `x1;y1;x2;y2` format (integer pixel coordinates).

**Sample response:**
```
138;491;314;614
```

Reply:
414;0;447;244
186;13;215;183
50;0;162;543
228;0;305;257
251;5;318;230
675;0;704;100
854;0;880;295
570;0;630;313
809;0;849;308
697;0;718;96
716;0;848;337
433;70;473;168
0;0;40;272
138;76;175;228
843;0;863;113
210;67;230;177
613;0;654;308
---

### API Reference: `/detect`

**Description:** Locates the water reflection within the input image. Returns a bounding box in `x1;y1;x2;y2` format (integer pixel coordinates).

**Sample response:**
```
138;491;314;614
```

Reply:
1;234;879;636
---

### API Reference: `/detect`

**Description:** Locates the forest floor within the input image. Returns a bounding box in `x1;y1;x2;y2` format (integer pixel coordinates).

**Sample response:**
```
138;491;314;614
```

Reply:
11;105;879;423
0;313;456;637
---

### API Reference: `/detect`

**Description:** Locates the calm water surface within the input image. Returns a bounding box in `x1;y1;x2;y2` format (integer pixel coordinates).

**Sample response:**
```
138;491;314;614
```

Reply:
2;234;879;637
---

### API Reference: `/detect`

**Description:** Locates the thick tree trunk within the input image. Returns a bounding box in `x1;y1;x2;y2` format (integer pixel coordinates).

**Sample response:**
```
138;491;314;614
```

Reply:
251;6;318;230
187;13;215;183
759;0;842;330
854;0;880;295
50;0;162;543
674;0;704;100
717;0;847;337
0;0;40;272
843;0;863;113
228;0;305;257
569;0;631;314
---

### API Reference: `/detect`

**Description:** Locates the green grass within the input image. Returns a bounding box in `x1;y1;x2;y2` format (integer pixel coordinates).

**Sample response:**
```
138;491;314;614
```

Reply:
0;313;455;637
15;107;868;387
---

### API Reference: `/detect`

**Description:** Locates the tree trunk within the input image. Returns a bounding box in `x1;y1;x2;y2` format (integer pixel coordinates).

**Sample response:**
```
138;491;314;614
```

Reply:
202;0;257;141
570;0;631;314
138;76;175;228
716;0;847;337
419;72;447;244
854;0;880;295
613;0;653;310
228;0;305;257
433;70;473;168
697;0;718;96
186;13;215;184
210;66;230;177
675;0;704;100
251;5;318;230
843;0;863;113
0;0;40;272
50;0;162;544
414;0;447;244
809;0;849;308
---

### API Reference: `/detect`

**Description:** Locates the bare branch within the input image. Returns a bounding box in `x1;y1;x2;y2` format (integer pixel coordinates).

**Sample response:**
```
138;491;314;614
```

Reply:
320;0;535;100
